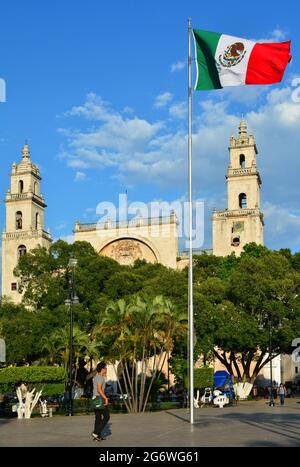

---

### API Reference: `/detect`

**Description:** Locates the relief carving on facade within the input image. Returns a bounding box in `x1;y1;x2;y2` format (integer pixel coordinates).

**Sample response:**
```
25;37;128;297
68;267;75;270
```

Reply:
100;238;156;266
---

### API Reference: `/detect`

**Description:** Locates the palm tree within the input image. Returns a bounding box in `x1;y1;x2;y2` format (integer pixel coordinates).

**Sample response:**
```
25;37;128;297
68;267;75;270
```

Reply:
40;325;91;391
93;299;135;411
93;295;187;413
40;334;62;365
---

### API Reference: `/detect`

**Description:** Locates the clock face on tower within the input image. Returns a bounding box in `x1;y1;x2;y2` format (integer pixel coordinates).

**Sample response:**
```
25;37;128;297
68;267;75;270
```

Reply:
233;222;244;233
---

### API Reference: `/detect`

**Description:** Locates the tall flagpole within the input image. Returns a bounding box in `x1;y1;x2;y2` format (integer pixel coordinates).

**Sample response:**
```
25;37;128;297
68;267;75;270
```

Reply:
188;17;194;425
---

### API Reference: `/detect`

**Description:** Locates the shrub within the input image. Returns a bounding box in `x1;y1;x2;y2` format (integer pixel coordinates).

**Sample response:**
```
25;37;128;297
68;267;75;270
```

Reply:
194;366;214;389
35;383;65;396
184;366;214;389
0;366;66;394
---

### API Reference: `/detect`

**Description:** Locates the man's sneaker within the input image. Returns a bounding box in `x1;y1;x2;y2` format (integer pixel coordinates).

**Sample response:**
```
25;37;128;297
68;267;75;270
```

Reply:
91;433;99;440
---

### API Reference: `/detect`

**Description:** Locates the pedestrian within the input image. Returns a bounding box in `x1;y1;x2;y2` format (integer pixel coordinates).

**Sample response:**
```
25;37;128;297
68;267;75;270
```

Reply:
252;385;258;400
91;362;110;441
277;383;287;406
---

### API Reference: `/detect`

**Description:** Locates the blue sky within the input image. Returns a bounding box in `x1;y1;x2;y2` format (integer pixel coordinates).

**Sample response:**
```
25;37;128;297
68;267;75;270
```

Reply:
0;0;299;252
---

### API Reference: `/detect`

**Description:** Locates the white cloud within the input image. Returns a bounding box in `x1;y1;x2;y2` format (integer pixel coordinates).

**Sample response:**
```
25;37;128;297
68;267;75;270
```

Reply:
171;61;185;73
58;86;300;250
68;159;90;169
263;202;300;250
59;94;164;170
71;118;163;155
215;85;270;106
85;207;96;213
270;28;287;41
154;92;173;108
64;93;113;120
82;206;99;220
74;171;87;182
169;102;187;119
122;106;134;114
55;234;74;244
253;28;288;43
59;88;300;199
55;223;67;231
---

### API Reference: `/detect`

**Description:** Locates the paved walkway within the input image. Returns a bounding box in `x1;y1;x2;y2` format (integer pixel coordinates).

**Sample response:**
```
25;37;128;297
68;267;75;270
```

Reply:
1;400;300;447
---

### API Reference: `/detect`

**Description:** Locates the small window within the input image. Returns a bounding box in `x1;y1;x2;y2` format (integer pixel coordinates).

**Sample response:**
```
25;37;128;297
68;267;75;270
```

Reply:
232;237;240;247
11;283;17;291
19;180;24;194
16;211;22;230
239;193;247;209
35;213;39;230
240;154;246;169
296;367;298;374
34;182;37;194
18;245;27;257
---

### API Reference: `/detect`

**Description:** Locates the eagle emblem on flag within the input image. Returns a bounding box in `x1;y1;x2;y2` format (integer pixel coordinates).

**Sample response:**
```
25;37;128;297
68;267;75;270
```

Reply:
219;42;246;67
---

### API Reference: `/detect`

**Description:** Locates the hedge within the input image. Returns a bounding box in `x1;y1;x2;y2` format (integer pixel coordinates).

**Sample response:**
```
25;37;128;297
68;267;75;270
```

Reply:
0;366;66;394
35;383;65;396
194;367;214;389
184;366;214;389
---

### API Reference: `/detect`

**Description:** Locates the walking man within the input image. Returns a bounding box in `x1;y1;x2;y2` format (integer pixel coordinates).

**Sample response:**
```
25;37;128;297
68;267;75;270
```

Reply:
91;362;110;441
277;383;287;406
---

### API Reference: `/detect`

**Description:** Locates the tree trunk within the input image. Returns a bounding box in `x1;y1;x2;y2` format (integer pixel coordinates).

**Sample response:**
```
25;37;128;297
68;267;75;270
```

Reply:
16;386;42;419
233;382;253;400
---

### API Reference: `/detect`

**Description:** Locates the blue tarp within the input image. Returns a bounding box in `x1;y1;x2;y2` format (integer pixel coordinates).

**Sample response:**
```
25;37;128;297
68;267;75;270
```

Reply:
214;371;233;399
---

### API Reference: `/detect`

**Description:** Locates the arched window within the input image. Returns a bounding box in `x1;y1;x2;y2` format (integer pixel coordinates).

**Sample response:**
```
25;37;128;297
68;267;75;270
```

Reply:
16;211;22;230
239;193;247;209
19;180;24;194
34;182;37;194
240;154;246;169
35;212;40;230
232;237;240;247
18;245;27;257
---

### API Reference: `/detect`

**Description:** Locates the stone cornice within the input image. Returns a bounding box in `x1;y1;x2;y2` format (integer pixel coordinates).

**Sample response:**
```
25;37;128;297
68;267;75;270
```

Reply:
226;167;262;185
5;192;47;208
74;214;178;233
2;229;52;242
212;208;264;225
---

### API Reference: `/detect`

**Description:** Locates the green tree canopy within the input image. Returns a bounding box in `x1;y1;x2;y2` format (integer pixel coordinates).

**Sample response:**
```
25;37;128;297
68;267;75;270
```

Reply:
194;247;300;385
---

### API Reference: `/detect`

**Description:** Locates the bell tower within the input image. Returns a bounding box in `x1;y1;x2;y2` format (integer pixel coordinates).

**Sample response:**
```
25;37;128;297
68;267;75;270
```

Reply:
2;144;52;302
212;120;264;256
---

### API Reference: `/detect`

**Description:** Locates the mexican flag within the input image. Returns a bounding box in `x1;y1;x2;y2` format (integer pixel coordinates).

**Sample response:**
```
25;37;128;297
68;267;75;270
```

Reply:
193;29;291;90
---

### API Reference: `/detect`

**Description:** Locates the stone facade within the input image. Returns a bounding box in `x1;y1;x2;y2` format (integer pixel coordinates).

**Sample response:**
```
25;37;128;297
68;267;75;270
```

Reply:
1;144;52;303
74;212;178;269
212;120;264;256
280;354;300;385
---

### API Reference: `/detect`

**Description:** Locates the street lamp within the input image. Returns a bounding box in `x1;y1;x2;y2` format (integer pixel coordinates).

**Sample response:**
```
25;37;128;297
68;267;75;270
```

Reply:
268;317;275;407
65;256;79;416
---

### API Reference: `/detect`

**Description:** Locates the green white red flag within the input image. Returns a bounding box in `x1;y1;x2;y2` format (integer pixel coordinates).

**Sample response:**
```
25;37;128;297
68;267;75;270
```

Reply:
193;29;291;90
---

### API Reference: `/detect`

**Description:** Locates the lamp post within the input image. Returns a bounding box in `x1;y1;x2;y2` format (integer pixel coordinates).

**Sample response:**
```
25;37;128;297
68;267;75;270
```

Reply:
65;257;79;416
268;317;275;407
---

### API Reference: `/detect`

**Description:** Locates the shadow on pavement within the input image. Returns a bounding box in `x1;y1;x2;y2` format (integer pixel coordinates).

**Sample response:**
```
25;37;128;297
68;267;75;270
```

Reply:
221;411;300;444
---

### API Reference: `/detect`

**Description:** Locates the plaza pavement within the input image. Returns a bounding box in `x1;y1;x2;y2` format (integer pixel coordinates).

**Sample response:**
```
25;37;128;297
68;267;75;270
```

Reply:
1;399;300;447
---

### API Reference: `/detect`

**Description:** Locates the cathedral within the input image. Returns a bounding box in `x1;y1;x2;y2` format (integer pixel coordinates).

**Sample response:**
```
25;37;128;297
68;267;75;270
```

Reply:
1;120;264;302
